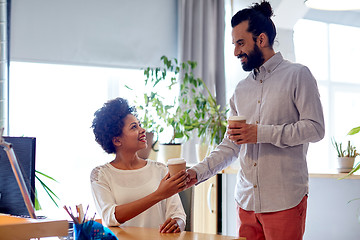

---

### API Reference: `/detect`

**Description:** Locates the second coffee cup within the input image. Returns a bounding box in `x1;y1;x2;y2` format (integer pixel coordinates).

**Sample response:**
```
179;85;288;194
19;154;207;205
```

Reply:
228;115;246;125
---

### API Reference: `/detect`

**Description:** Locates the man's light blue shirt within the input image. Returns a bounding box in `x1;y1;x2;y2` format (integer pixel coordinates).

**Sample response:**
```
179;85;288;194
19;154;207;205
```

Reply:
191;52;325;213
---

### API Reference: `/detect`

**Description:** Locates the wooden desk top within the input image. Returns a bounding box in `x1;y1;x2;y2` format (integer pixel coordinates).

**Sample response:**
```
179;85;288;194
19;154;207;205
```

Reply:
0;214;68;240
109;226;245;240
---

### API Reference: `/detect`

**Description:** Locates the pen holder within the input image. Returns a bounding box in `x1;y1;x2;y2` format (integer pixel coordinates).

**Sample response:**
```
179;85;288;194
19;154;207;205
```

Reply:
74;220;118;240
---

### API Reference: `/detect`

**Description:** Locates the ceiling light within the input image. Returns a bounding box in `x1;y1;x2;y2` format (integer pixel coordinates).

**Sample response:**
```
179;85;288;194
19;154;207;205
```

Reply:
305;0;360;11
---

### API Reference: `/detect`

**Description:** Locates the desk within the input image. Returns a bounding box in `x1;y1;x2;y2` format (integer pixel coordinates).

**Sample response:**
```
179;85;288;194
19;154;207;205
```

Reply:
109;226;245;240
0;214;68;240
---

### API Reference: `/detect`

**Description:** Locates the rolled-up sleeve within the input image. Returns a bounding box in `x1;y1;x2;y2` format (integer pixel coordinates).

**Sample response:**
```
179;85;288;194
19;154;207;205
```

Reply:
90;167;119;227
165;194;186;224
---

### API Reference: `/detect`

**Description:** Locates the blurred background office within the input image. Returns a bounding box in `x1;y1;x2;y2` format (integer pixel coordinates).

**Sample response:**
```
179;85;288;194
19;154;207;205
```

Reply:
1;0;360;239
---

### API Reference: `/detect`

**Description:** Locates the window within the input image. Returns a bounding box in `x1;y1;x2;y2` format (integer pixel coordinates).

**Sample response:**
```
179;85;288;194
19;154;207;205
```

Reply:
9;62;144;218
223;9;360;173
294;19;360;172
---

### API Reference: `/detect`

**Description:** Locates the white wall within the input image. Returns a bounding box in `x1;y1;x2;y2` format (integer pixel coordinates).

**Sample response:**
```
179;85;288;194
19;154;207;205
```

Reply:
305;177;360;240
222;174;360;239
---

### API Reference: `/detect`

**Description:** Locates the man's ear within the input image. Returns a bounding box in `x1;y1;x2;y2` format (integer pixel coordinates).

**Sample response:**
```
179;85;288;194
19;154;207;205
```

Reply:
112;136;122;147
257;33;268;47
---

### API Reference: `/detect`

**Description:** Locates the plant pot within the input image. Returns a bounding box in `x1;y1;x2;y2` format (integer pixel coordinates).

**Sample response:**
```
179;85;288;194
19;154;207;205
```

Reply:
195;143;216;162
157;143;182;164
337;157;355;173
137;132;155;160
147;140;159;161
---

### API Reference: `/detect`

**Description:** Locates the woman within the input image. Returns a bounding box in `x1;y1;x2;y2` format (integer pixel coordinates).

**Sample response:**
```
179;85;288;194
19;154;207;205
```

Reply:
90;97;187;233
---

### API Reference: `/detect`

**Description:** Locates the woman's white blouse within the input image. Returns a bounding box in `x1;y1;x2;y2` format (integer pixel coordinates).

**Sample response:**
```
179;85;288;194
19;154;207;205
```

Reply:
90;160;186;227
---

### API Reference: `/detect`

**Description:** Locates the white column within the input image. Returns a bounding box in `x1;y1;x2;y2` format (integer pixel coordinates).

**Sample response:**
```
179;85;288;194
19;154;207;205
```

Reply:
0;0;8;133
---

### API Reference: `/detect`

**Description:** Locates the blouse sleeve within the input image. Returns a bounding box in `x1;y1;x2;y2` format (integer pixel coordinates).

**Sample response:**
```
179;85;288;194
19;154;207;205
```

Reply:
155;162;186;225
90;166;119;227
165;193;186;225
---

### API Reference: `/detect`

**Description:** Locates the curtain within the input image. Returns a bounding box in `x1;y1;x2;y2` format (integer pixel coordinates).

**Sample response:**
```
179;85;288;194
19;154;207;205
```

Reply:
178;0;226;164
9;0;177;69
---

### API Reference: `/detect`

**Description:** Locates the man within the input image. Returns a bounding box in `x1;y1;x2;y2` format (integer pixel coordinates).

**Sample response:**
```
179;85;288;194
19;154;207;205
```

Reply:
186;1;325;239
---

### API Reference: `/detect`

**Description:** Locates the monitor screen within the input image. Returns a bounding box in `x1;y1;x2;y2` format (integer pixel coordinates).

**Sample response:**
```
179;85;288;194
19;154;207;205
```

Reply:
0;137;36;217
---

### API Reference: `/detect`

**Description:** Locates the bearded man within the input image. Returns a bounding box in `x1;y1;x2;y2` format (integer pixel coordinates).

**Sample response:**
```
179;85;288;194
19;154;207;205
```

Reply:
186;1;325;239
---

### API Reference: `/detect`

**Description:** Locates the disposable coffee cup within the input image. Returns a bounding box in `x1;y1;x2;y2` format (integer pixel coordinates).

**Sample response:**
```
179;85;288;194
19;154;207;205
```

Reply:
228;115;246;125
167;158;186;176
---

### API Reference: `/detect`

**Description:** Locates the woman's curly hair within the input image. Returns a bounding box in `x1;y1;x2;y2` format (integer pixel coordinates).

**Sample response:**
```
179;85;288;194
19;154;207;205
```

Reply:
91;97;137;154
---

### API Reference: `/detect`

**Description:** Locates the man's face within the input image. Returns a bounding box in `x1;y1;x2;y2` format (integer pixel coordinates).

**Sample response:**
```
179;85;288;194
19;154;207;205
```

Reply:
232;21;264;71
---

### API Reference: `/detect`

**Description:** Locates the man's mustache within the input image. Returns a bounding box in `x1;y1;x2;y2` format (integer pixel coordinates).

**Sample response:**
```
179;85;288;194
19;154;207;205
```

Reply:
237;53;247;59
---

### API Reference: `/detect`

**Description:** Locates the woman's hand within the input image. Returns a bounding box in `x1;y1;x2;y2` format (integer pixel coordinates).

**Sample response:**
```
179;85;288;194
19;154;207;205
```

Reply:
159;218;184;233
113;170;187;224
155;170;187;199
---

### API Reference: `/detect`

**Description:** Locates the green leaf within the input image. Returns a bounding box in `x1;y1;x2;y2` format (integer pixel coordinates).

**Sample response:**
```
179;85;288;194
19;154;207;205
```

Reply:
347;198;360;204
124;85;133;90
174;132;184;139
35;176;59;200
35;170;58;183
35;170;60;209
34;188;41;211
348;126;360;135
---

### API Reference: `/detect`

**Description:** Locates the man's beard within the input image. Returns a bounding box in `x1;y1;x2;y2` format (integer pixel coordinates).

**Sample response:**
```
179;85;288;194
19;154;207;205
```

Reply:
239;44;264;72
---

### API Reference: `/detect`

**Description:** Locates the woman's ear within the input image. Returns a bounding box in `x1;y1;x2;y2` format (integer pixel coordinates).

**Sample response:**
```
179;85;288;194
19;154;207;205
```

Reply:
112;136;122;147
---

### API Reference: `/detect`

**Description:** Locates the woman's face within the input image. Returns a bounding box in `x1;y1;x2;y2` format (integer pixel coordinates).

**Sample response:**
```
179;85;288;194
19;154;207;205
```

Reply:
118;114;147;151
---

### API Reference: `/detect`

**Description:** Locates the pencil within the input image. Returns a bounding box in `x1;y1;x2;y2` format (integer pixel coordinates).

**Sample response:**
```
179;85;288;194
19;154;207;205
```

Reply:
63;205;79;224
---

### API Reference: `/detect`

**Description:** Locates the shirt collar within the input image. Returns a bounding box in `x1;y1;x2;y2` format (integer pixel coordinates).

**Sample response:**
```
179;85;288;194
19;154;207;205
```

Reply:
252;52;284;78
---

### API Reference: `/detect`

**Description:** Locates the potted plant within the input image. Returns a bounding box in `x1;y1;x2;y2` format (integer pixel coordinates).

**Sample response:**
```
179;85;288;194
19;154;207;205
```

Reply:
182;74;229;162
337;127;360;223
145;56;230;162
134;55;229;163
344;127;360;176
154;56;230;163
129;56;197;162
331;138;359;173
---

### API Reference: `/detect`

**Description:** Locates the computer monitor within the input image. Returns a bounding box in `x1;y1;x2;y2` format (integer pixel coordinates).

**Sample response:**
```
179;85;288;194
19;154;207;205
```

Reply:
0;137;36;217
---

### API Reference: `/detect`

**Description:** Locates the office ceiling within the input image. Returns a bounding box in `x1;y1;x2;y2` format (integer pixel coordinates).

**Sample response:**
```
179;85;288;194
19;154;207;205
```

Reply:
304;8;360;28
232;0;360;29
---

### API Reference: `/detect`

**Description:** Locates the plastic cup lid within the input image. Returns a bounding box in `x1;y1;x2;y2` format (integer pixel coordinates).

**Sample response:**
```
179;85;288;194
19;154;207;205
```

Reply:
167;158;186;165
228;115;246;121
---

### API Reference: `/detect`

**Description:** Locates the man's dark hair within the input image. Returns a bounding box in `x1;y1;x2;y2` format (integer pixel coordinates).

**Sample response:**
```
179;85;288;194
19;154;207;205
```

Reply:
91;97;137;154
231;1;276;47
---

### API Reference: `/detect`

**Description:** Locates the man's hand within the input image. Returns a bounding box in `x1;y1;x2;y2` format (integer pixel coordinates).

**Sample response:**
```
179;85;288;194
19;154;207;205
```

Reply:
185;169;198;189
227;122;257;145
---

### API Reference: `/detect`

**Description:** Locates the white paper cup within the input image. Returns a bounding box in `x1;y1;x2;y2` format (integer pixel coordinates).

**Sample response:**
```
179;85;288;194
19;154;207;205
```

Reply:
167;158;186;176
228;115;246;125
